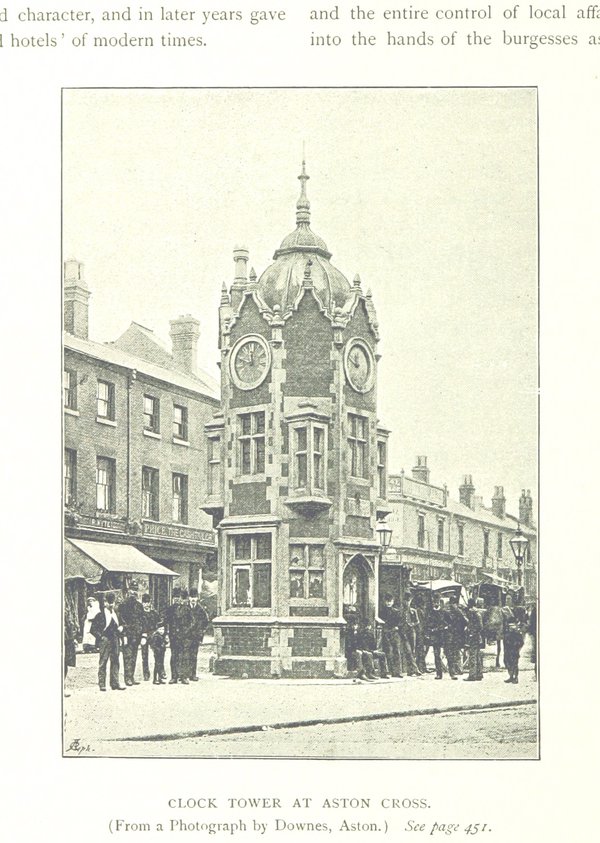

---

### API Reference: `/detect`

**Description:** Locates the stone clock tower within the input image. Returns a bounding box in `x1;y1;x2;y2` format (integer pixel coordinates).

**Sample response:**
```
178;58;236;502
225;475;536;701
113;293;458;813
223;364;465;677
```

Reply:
203;163;389;677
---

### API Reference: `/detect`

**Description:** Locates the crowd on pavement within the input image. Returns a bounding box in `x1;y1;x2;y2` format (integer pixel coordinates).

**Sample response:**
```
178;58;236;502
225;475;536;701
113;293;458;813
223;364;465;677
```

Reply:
64;584;537;693
65;584;209;692
346;591;537;686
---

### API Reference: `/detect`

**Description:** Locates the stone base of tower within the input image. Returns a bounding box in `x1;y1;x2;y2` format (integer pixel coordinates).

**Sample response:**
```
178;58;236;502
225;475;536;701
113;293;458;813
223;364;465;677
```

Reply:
212;617;348;679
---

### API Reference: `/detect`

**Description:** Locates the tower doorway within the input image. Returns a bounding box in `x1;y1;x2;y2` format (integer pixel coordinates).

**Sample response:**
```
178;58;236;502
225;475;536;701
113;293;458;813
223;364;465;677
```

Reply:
342;554;374;624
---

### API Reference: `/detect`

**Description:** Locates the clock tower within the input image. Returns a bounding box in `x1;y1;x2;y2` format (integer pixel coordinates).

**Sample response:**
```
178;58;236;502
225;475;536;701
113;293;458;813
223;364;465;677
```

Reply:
203;163;390;677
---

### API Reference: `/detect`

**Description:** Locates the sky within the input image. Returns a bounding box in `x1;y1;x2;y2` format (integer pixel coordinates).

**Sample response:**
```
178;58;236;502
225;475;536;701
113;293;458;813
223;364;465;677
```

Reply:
62;87;538;517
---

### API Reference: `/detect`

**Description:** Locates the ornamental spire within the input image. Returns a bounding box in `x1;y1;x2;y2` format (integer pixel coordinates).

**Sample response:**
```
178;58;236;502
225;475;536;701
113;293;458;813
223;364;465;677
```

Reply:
296;157;311;226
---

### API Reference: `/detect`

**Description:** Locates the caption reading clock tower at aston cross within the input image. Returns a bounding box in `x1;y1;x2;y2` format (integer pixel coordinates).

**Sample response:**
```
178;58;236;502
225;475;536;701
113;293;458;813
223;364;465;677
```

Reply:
201;162;391;678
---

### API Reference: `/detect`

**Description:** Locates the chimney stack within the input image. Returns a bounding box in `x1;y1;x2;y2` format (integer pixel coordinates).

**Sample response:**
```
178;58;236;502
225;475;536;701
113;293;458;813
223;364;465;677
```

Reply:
519;489;533;526
412;456;430;484
492;486;506;519
459;475;475;509
63;259;90;339
170;314;200;376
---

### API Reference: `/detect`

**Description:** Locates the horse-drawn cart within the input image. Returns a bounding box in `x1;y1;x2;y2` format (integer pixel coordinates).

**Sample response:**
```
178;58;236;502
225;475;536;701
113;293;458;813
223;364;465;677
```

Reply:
471;573;524;668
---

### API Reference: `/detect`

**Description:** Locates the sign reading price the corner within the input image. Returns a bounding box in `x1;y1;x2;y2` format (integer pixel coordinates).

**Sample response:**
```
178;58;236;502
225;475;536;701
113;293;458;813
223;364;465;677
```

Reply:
142;521;215;545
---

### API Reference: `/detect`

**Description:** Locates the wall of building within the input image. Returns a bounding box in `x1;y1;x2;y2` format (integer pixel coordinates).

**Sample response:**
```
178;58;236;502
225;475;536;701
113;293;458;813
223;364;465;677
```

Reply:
385;471;537;594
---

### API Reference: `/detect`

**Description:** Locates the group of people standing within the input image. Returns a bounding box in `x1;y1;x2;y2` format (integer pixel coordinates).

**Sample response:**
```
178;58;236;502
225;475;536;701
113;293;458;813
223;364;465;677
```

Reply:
89;584;209;691
346;591;536;685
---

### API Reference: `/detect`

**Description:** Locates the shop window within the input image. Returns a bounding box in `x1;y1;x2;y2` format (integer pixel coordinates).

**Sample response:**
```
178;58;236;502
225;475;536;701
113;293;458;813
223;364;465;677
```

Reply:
97;379;115;420
64;448;77;506
238;411;265;475
231;533;272;608
207;435;221;495
63;368;77;410
173;404;188;441
289;544;325;599
142;466;160;520
172;473;188;524
348;413;367;478
96;456;116;512
143;394;160;433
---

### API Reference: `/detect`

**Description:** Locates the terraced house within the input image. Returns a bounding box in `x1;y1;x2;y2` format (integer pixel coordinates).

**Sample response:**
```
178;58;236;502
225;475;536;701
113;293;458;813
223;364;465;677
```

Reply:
63;259;219;612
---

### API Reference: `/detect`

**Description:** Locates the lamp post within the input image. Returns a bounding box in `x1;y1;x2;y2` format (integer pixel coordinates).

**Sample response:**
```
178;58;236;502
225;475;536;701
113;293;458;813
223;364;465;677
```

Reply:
375;518;393;638
509;524;529;589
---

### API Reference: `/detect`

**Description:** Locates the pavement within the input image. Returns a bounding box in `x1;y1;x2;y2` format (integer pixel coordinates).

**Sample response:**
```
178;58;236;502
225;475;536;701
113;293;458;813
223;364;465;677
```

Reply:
63;639;537;755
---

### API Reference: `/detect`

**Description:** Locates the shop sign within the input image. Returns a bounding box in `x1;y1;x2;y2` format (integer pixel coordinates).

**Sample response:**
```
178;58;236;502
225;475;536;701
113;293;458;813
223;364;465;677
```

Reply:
78;514;128;532
142;521;215;545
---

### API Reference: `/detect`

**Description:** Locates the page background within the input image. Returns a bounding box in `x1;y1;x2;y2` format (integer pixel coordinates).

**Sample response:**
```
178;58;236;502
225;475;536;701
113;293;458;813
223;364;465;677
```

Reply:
2;15;598;841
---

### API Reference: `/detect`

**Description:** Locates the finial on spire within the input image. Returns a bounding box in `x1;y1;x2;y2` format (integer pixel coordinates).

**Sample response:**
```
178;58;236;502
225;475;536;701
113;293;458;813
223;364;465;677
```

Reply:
249;266;257;284
220;281;230;305
353;273;362;289
296;155;311;226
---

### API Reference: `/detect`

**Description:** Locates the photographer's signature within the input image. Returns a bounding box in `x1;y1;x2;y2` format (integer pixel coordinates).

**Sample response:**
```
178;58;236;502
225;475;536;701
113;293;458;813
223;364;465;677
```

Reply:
66;738;94;755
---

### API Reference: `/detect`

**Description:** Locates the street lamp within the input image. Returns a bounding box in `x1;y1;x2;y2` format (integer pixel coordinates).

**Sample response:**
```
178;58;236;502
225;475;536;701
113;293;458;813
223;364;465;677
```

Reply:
375;518;393;647
375;517;393;553
509;524;529;589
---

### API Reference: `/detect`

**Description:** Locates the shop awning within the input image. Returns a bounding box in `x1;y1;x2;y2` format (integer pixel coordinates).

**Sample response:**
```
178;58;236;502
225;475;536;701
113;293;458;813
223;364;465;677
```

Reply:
64;538;179;582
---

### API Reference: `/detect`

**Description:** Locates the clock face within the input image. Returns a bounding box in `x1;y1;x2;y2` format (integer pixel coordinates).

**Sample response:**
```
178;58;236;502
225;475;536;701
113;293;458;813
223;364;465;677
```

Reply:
230;334;271;390
344;339;375;393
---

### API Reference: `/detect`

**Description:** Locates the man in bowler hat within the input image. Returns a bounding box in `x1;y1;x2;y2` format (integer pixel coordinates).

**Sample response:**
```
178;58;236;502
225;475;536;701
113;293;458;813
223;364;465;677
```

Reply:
140;593;160;681
91;592;126;691
119;581;145;685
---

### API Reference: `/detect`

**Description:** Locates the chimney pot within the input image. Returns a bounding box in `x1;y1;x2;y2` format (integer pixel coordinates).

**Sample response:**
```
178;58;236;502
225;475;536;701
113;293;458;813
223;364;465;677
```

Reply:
63;259;90;339
170;315;201;376
412;455;430;484
492;485;506;519
459;474;476;509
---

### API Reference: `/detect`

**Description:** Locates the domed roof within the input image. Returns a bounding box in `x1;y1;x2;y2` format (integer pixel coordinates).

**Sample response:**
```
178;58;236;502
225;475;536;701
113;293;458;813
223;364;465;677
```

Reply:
257;252;353;315
256;162;353;316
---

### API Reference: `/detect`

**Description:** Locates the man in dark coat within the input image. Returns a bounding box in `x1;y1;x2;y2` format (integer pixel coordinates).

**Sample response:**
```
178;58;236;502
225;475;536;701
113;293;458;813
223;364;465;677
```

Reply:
504;618;524;683
345;617;372;680
119;582;145;685
379;594;404;678
426;597;449;679
464;598;484;681
445;596;467;678
399;595;422;676
187;587;209;681
528;603;537;680
172;588;194;684
91;592;126;691
149;623;169;685
64;596;79;696
412;594;428;674
164;587;182;683
140;593;160;681
356;621;390;679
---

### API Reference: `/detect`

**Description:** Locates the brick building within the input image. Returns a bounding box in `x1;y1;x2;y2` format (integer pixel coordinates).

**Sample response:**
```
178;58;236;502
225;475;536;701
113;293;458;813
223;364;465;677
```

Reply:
382;456;537;598
63;259;219;609
203;164;390;677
